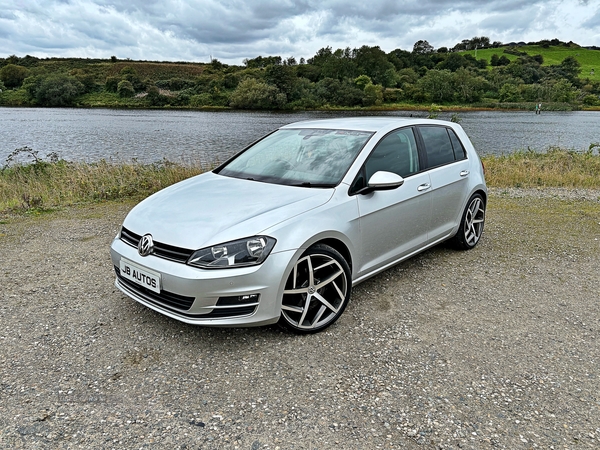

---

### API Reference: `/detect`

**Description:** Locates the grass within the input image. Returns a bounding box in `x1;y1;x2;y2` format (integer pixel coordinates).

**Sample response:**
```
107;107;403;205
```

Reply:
1;146;599;216
463;44;600;81
481;145;600;188
0;155;207;216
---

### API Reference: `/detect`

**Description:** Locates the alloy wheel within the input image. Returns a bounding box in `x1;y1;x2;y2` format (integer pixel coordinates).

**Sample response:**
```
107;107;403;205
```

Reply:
464;196;485;246
280;245;350;333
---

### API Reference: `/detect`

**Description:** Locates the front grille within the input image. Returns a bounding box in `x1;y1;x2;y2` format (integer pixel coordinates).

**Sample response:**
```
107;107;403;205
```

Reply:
120;227;194;263
114;267;258;319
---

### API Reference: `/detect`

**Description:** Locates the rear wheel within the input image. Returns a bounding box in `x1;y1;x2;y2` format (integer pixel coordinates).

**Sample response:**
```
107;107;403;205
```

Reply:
279;244;351;334
452;193;486;250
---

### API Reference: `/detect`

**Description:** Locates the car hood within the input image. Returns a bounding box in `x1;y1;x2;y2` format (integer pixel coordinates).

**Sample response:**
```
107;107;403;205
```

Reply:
123;171;335;249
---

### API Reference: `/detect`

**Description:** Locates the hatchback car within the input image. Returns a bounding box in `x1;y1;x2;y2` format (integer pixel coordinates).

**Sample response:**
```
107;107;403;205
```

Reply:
110;117;486;333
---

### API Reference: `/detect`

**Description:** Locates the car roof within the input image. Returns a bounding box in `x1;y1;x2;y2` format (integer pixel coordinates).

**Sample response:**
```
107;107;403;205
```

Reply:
279;117;447;133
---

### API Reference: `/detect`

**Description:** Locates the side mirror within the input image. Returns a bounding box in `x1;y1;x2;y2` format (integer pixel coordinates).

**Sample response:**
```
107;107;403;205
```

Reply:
367;171;404;190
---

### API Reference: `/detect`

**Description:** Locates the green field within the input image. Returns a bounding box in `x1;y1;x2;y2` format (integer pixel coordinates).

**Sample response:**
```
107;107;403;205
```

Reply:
463;44;600;81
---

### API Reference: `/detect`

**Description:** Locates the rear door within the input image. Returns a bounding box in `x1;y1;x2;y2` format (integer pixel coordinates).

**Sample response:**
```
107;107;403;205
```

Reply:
416;125;471;242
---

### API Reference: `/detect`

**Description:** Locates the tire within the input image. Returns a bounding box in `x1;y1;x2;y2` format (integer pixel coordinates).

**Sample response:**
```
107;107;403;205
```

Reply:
279;244;351;334
452;193;486;250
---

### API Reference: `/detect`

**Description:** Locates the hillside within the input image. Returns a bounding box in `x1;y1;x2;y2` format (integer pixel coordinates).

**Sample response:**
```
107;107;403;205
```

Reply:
462;44;600;81
1;40;600;110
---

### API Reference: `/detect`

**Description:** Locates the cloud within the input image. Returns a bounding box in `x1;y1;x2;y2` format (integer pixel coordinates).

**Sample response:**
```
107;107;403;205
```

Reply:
1;0;598;64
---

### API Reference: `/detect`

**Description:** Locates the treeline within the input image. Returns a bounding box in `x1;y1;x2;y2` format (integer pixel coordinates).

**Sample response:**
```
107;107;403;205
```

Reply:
1;37;599;110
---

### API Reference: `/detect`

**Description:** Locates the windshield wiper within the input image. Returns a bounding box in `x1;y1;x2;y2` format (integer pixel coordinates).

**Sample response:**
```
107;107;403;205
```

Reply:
289;182;335;188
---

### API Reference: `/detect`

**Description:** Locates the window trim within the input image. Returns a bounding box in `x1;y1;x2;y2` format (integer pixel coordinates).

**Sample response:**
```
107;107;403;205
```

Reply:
349;126;424;196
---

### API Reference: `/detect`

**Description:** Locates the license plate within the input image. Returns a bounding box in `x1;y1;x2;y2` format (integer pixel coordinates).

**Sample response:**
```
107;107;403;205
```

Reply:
119;259;161;294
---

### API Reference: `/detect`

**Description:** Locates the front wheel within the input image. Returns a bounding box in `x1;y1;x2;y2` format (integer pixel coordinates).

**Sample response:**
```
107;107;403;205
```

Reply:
279;244;351;334
452;193;486;250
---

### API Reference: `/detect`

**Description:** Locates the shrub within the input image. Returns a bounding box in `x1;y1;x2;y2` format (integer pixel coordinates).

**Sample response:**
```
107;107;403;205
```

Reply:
105;76;120;92
229;78;286;109
0;64;30;88
122;73;145;91
499;83;522;102
31;75;85;106
189;93;213;107
117;80;135;97
168;78;195;91
582;94;600;106
362;83;383;106
354;75;372;91
146;85;168;106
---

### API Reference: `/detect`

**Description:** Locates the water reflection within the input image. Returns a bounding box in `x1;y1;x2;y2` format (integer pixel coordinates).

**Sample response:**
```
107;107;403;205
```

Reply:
1;107;599;165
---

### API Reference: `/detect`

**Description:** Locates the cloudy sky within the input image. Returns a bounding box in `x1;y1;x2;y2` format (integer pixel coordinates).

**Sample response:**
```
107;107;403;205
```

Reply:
1;0;599;65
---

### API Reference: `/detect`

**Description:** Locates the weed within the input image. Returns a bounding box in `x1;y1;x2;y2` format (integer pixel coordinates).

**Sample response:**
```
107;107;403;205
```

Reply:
481;146;600;188
1;146;599;215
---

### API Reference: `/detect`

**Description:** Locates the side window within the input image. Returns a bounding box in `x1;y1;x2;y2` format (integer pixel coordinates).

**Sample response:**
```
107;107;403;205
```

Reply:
448;129;467;160
364;128;419;180
419;126;455;168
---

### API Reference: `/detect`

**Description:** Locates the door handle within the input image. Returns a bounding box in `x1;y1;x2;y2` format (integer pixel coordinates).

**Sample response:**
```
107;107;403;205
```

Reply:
460;170;470;177
417;183;431;192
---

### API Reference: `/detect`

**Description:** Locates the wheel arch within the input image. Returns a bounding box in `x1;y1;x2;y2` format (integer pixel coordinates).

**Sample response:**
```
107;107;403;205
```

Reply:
312;238;353;273
474;188;487;206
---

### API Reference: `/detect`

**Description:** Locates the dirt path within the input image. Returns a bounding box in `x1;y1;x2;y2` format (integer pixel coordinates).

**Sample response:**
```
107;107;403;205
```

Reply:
0;192;599;449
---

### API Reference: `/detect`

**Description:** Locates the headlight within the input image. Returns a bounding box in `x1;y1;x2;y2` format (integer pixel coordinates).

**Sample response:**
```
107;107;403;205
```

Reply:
187;236;276;269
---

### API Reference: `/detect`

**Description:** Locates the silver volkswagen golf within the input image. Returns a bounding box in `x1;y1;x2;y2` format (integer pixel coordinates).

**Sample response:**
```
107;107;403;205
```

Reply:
110;117;487;333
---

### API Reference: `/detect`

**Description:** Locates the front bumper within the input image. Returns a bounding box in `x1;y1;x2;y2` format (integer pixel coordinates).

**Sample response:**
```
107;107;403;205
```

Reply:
110;237;295;326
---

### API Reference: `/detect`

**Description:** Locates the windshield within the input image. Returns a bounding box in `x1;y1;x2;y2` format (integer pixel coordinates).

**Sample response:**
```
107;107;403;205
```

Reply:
216;128;373;187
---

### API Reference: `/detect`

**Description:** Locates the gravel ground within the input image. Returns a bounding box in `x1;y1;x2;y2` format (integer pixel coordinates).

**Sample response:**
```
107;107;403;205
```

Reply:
0;190;599;449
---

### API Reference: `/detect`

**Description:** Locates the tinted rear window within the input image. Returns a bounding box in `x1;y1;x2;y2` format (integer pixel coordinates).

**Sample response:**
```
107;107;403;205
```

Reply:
418;126;457;168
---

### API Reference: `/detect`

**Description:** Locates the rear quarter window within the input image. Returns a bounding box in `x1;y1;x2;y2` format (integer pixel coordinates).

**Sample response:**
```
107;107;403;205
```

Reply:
448;129;467;160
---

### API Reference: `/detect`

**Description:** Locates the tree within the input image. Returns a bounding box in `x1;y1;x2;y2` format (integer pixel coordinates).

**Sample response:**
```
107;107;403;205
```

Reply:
499;83;521;102
397;68;419;87
307;46;357;81
547;79;576;102
229;78;286;109
105;76;120;92
418;69;454;102
413;40;434;54
354;45;394;86
70;69;97;93
354;75;372;91
520;83;547;102
314;78;363;106
265;64;297;101
502;57;543;84
243;55;282;68
452;68;486;103
437;53;467;72
0;64;30;88
382;68;400;88
33;75;85;106
117;80;135;97
471;36;491;49
559;56;581;81
146;85;170;106
362;83;383;106
497;55;510;66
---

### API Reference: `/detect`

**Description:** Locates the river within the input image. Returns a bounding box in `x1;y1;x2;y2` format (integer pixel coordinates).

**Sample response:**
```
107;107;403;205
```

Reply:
1;107;599;165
